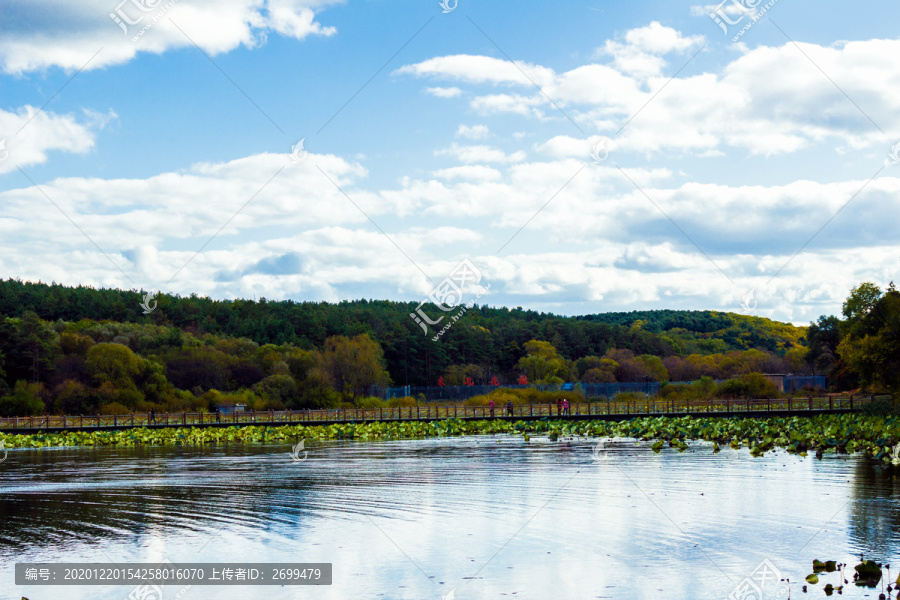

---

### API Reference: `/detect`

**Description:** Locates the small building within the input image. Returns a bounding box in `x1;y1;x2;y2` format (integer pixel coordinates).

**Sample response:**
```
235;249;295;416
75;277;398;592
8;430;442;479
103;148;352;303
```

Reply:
761;374;786;392
214;403;246;415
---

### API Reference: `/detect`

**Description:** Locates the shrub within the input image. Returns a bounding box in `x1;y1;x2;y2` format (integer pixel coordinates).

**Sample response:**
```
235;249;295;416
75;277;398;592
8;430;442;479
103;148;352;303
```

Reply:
0;381;46;417
858;397;899;416
387;396;417;407
355;396;387;409
716;373;780;399
99;402;130;415
252;374;298;408
612;391;647;401
53;380;99;415
659;376;717;402
465;388;584;406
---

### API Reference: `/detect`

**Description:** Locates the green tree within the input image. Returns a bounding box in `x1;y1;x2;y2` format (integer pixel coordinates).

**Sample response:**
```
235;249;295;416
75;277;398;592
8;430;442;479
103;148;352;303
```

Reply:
442;363;485;385
0;380;46;416
10;312;59;383
636;354;668;381
252;374;299;409
805;315;841;375
59;332;95;356
716;373;779;399
322;334;390;397
516;340;570;383
86;343;143;386
575;356;603;379
842;282;883;321
53;380;99;415
837;286;900;396
85;343;147;409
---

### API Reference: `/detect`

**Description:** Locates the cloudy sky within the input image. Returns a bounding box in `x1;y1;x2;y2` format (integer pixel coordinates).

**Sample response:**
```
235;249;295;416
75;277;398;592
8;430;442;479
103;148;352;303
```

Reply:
1;0;898;325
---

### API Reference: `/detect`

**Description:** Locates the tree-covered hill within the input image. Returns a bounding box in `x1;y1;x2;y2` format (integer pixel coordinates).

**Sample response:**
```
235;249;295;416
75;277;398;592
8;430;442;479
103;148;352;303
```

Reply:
1;278;896;417
0;279;807;388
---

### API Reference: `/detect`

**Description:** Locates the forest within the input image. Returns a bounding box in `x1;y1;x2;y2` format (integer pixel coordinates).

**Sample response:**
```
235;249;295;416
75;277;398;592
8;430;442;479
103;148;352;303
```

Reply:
0;278;896;416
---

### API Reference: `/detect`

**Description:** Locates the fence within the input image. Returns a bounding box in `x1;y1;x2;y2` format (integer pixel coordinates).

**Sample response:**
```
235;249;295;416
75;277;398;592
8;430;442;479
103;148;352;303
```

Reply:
0;393;877;433
383;376;826;402
385;382;663;402
783;375;827;392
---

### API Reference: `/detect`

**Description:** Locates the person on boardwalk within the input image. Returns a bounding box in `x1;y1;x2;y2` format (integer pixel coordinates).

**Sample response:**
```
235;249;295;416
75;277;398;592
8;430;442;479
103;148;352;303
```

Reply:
149;408;154;425
507;400;513;417
489;399;495;418
563;399;569;416
557;398;562;416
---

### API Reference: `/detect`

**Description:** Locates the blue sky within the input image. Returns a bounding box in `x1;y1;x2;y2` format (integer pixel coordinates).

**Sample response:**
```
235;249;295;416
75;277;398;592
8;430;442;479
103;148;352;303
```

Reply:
1;0;899;324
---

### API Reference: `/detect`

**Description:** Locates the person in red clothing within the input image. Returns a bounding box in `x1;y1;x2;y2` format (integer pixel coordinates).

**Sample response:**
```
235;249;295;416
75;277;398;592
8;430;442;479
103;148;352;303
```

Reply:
489;399;495;418
557;398;562;416
563;398;569;416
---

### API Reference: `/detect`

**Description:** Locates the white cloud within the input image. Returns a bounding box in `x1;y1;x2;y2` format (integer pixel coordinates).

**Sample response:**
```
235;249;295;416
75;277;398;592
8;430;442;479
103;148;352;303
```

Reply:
470;93;547;118
0;0;340;74
1;140;898;323
399;33;900;155
456;124;489;140
425;86;462;98
691;2;749;17
3;17;899;325
436;143;527;164
431;165;502;181
395;54;556;87
0;106;111;173
624;21;705;54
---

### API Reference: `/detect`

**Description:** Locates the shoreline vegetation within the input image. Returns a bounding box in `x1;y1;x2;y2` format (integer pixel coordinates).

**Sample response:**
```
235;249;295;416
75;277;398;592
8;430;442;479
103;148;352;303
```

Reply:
3;412;900;464
0;280;896;419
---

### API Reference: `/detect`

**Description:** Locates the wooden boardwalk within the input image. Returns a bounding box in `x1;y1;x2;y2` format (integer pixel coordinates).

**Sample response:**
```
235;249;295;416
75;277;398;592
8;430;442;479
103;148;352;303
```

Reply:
0;395;877;434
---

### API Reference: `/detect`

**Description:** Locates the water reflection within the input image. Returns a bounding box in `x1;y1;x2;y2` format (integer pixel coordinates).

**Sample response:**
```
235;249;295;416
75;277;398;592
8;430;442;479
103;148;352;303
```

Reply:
848;459;900;560
0;436;898;599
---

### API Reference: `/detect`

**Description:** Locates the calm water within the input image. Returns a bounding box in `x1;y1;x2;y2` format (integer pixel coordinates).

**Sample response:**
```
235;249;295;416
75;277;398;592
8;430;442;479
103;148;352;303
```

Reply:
1;435;899;600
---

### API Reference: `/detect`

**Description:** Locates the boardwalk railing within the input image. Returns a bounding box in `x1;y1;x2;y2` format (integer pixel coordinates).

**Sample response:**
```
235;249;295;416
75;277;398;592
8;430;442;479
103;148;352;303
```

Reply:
0;395;881;432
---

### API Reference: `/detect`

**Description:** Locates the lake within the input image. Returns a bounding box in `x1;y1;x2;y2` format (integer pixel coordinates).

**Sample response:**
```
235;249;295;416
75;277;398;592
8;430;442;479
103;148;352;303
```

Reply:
1;434;898;599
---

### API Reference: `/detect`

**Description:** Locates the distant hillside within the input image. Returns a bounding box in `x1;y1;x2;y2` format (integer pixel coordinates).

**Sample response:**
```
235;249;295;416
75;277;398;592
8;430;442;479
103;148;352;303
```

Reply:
577;309;806;354
0;279;808;386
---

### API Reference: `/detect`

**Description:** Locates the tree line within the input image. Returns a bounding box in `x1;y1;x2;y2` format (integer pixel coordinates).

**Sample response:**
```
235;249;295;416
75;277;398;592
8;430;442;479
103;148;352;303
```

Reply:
0;279;895;416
